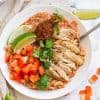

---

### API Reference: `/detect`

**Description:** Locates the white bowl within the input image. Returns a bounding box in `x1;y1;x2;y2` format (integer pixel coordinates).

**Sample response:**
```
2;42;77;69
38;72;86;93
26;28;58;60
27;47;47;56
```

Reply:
0;5;92;99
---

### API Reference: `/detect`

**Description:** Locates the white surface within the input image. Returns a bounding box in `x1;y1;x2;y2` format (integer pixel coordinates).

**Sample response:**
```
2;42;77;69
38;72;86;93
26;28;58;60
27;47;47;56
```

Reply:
0;0;100;100
0;5;92;100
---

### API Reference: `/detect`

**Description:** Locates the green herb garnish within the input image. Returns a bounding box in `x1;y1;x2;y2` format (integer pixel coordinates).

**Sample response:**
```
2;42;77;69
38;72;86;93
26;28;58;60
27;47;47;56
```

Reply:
37;74;49;90
43;61;51;69
45;39;53;48
39;49;48;61
53;12;64;35
53;12;64;22
53;22;59;35
47;48;53;59
5;93;11;100
33;48;40;58
40;40;44;48
33;39;54;69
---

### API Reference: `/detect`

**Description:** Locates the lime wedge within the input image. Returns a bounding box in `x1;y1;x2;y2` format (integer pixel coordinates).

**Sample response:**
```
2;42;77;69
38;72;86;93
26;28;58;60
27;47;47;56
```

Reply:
73;9;100;20
8;25;32;44
11;32;36;52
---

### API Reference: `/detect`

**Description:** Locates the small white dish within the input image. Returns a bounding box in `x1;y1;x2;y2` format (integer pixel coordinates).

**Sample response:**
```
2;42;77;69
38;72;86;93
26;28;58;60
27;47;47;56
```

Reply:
0;5;92;99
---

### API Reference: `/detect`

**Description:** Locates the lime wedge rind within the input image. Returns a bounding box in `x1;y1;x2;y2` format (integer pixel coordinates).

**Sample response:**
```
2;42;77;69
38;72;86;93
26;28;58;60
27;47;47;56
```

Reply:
13;37;34;52
73;9;100;20
11;32;36;52
7;25;32;44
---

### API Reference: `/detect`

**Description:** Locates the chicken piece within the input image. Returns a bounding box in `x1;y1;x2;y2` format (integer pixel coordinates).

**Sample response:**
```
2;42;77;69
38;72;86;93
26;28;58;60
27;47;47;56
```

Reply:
58;62;72;75
59;28;78;39
61;40;80;54
54;52;76;68
53;52;62;61
53;28;79;41
54;45;65;52
49;67;61;79
59;61;75;70
64;50;84;66
54;41;80;54
53;65;69;81
66;63;76;70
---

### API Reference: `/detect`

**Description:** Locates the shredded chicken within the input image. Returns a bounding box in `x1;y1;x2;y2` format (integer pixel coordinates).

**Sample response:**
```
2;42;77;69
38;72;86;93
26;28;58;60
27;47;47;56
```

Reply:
48;28;85;81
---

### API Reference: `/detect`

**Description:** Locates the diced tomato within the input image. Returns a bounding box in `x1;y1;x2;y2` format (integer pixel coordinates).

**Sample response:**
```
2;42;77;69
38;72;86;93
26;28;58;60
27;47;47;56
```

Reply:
29;74;39;83
59;20;68;28
85;86;92;96
28;70;36;75
70;21;77;27
89;75;98;84
85;95;90;100
85;86;92;100
70;21;77;31
22;63;39;75
79;90;86;95
9;60;18;70
20;48;27;56
80;94;85;100
5;52;12;63
7;45;44;84
34;58;40;67
79;86;92;100
13;66;21;73
24;75;29;80
21;45;34;56
11;72;22;80
28;56;35;63
10;73;15;80
19;79;25;84
39;66;44;76
25;45;33;52
18;58;25;67
22;56;28;64
28;64;39;75
13;54;21;59
96;68;100;75
22;64;31;74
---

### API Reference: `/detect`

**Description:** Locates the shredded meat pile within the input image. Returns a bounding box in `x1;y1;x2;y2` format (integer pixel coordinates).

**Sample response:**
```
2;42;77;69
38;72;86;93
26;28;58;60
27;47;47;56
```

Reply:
35;17;55;41
48;28;85;82
24;12;55;41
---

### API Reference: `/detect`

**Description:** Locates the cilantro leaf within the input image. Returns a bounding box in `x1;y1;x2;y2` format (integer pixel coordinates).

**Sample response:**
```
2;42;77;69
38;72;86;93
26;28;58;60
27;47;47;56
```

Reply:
37;74;49;90
40;40;44;48
47;49;53;59
33;39;54;69
39;49;48;61
45;39;53;48
33;48;40;58
43;61;51;69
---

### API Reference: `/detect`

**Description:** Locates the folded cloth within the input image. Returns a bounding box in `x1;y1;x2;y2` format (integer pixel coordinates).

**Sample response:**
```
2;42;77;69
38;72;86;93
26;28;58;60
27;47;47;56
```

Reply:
0;70;9;99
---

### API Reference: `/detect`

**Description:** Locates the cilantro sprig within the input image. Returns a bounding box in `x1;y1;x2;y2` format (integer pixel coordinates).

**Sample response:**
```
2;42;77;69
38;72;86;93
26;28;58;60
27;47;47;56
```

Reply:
37;74;49;90
33;39;54;69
